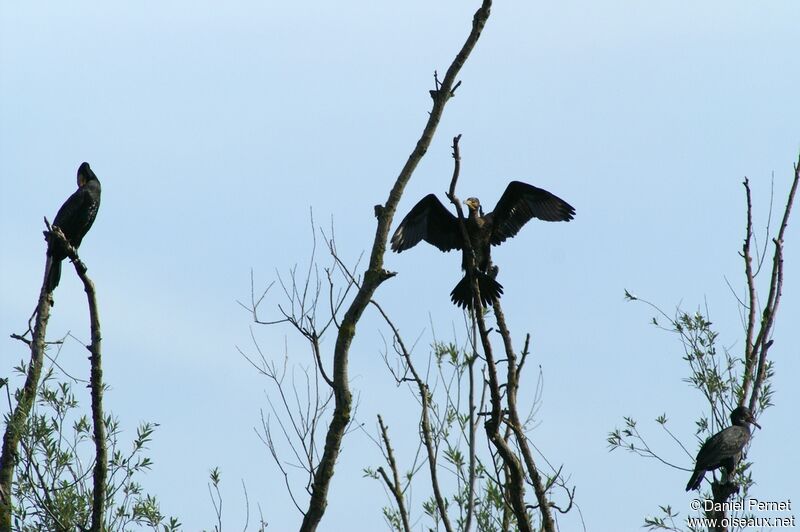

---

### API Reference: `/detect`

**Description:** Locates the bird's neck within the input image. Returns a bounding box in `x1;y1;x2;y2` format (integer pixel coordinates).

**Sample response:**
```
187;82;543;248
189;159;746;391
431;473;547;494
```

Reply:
731;420;752;433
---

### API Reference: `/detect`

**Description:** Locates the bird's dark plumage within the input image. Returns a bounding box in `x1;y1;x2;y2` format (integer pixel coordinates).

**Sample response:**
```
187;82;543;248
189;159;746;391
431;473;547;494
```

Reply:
46;162;101;292
488;181;576;244
391;181;574;309
390;194;462;253
685;406;760;492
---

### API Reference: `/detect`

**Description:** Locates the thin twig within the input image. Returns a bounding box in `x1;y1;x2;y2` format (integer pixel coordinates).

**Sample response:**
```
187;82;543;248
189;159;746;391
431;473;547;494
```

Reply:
370;299;455;532
377;416;412;532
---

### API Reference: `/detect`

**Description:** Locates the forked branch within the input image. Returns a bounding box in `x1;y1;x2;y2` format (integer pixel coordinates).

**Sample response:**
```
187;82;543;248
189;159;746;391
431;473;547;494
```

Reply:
746;154;799;412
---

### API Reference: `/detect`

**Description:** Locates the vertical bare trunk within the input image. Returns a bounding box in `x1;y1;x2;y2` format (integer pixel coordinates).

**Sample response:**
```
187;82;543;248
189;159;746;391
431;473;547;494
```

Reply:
0;262;54;529
493;302;556;531
80;271;106;532
298;2;493;530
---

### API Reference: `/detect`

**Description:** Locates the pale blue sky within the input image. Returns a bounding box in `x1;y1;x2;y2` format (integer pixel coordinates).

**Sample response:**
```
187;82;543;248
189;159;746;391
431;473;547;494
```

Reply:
2;1;799;530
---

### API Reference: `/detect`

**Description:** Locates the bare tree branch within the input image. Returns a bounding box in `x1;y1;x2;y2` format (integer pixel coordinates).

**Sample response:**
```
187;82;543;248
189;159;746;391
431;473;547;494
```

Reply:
493;302;558;530
297;3;494;529
46;226;108;531
747;154;799;412
1;223;57;528
740;178;759;402
376;416;411;532
445;135;537;532
370;299;455;532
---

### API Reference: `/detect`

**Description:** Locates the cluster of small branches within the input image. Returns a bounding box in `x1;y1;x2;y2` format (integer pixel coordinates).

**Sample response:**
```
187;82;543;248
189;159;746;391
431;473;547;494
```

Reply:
1;225;183;530
6;359;178;531
236;219;361;516
248;229;576;531
236;0;585;525
239;2;497;531
609;154;799;531
1;223;111;530
366;334;576;532
248;128;578;531
205;467;268;532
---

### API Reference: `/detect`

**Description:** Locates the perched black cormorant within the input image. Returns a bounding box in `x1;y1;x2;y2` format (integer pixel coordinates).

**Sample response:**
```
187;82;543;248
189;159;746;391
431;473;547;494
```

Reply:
45;162;102;292
685;406;760;491
390;181;575;308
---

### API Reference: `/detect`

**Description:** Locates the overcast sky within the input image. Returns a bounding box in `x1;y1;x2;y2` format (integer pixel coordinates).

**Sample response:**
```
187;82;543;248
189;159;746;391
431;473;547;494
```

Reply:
1;1;799;530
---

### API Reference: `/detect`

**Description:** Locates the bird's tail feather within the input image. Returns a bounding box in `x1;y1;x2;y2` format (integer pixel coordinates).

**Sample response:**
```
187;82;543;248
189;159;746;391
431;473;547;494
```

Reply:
46;259;62;293
450;271;504;309
685;469;705;491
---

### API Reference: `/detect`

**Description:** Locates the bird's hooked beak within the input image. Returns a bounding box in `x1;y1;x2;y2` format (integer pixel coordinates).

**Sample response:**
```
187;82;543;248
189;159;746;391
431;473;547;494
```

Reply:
749;413;761;430
77;162;92;187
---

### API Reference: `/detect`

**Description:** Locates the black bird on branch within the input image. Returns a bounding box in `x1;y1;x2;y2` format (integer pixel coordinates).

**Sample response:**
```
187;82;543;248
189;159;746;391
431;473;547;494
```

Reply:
685;406;760;491
391;181;575;308
45;162;102;292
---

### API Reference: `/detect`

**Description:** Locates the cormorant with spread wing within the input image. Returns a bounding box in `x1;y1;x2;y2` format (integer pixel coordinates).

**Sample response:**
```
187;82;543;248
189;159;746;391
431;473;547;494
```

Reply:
391;181;575;308
685;406;760;491
46;162;102;292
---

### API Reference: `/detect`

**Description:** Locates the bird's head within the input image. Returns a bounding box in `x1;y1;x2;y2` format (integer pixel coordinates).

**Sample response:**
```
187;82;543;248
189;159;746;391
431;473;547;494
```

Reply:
464;197;481;213
730;406;761;429
77;162;96;187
